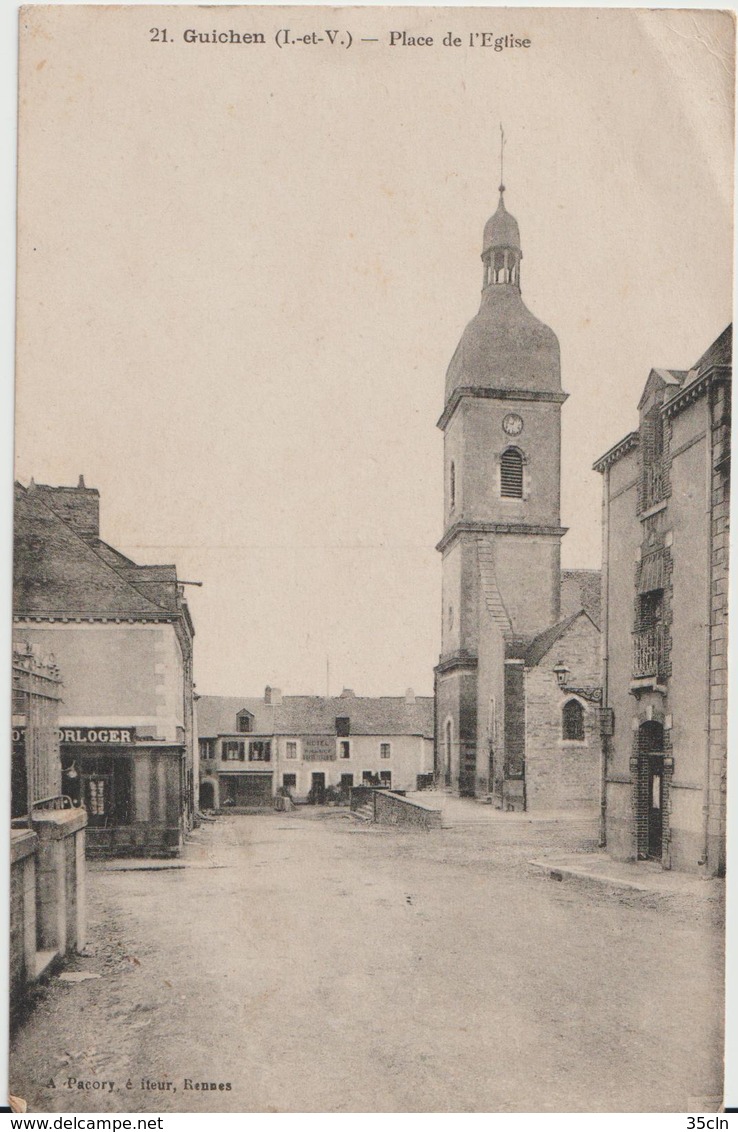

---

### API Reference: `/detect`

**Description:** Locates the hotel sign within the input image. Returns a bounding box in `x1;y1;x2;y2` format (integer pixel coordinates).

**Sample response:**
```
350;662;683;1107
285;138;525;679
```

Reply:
12;727;136;745
302;735;336;761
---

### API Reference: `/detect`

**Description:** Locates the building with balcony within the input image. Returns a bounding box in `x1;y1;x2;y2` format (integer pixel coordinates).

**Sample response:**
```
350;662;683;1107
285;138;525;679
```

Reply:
13;478;197;857
197;687;434;809
594;326;731;874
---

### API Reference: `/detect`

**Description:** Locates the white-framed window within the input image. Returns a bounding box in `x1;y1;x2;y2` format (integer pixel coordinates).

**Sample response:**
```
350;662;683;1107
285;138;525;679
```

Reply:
339;740;351;759
380;742;391;759
285;741;298;760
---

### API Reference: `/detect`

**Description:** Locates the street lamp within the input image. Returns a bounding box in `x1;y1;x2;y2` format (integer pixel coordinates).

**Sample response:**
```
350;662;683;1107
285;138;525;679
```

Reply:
553;661;570;689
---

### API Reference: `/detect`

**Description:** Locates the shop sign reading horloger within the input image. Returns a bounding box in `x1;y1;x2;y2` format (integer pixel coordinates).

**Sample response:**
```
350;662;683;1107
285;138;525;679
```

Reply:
12;726;137;744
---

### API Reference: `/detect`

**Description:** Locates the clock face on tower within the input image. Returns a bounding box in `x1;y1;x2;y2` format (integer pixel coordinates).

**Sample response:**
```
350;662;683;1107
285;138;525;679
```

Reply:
502;412;524;437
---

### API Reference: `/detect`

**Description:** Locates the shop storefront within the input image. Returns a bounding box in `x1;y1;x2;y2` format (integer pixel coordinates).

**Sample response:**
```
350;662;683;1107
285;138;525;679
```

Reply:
13;725;186;856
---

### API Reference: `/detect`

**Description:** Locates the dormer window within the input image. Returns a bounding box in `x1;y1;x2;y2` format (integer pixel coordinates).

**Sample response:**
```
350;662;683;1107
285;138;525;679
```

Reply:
335;716;350;737
237;710;253;734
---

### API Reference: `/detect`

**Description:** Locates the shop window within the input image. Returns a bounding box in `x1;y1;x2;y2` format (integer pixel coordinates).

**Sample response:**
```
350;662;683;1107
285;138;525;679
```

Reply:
248;741;271;762
222;740;245;761
500;448;524;498
78;753;132;827
282;774;297;790
285;741;297;760
380;743;391;759
562;699;585;742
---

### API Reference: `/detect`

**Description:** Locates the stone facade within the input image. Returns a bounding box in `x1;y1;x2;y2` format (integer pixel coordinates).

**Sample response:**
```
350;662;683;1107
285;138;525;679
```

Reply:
595;327;731;874
525;615;602;812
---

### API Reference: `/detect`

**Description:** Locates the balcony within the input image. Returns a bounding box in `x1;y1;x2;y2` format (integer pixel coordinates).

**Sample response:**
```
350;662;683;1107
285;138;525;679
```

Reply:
632;626;667;690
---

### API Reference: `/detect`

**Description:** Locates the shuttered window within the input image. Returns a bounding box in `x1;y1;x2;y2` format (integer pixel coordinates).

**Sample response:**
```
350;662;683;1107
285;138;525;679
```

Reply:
500;449;524;498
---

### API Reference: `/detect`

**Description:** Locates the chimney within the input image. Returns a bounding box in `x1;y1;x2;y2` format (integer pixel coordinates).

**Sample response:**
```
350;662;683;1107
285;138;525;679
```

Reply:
265;686;283;706
405;687;416;705
33;478;100;539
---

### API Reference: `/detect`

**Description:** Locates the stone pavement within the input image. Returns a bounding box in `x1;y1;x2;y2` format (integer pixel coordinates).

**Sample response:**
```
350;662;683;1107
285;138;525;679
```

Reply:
529;851;722;896
10;810;725;1113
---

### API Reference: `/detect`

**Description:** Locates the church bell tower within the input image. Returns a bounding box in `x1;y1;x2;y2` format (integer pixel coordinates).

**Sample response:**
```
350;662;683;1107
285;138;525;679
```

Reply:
435;180;568;796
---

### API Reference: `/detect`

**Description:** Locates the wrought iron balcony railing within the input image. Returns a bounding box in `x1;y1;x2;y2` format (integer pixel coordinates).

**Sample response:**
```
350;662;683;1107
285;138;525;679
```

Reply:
632;625;667;681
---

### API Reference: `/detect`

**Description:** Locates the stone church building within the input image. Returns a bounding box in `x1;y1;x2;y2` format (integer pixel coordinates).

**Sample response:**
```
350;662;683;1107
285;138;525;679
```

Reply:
434;185;602;811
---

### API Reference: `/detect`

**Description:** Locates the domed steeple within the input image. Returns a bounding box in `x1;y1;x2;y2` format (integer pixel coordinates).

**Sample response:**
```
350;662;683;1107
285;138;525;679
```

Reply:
482;186;522;289
444;187;561;405
483;187;521;256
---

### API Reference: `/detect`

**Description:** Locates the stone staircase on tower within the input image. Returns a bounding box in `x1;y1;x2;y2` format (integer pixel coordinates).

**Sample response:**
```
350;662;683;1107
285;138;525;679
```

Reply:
477;539;512;638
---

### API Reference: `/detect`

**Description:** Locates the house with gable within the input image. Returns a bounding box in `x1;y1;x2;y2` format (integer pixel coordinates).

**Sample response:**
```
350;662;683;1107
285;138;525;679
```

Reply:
13;477;196;856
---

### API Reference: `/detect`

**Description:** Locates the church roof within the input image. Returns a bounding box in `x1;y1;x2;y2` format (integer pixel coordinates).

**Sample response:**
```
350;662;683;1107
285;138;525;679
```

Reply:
560;570;602;626
525;609;599;667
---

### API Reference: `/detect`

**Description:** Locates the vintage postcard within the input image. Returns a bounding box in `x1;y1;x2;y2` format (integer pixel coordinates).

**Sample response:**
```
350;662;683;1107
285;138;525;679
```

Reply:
9;4;734;1115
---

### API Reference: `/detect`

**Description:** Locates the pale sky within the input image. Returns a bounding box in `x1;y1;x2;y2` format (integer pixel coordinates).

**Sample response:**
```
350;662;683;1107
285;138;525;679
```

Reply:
14;6;734;698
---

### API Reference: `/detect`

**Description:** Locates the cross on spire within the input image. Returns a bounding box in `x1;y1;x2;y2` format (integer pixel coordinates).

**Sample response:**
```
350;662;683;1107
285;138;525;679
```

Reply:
499;123;506;195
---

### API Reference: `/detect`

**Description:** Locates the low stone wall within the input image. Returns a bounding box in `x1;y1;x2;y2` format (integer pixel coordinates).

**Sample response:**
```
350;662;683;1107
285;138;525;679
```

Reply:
373;790;442;830
33;808;87;956
11;808;88;1018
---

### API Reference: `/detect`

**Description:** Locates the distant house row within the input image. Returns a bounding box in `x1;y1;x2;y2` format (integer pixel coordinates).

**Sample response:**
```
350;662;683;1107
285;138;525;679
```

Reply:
197;687;434;808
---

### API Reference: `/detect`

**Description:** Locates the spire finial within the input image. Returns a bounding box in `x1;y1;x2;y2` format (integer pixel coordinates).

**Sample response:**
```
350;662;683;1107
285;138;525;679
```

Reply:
499;123;506;196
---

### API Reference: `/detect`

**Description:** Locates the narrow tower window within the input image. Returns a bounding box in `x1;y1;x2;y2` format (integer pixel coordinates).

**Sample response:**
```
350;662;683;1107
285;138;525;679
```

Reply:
450;461;456;510
500;448;524;498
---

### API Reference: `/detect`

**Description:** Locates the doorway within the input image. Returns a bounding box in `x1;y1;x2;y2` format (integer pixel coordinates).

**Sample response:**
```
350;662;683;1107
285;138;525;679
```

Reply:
647;755;664;858
310;772;326;805
199;780;215;810
638;721;665;860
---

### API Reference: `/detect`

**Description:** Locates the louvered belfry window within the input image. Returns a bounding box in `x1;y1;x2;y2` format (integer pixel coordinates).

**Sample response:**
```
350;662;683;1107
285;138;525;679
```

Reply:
500;448;524;498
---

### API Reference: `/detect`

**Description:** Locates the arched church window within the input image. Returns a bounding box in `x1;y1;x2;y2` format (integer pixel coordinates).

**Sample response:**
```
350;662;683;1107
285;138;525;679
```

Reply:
500;448;524;498
562;699;585;742
450;461;456;509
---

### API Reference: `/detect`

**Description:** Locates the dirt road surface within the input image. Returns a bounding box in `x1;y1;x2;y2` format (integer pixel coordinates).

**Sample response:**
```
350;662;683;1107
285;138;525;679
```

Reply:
10;808;724;1113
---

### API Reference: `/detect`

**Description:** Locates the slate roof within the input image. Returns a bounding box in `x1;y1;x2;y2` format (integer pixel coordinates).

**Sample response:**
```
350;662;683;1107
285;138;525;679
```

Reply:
693;324;732;374
13;482;184;619
524;609;599;667
560;569;602;626
197;694;434;740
